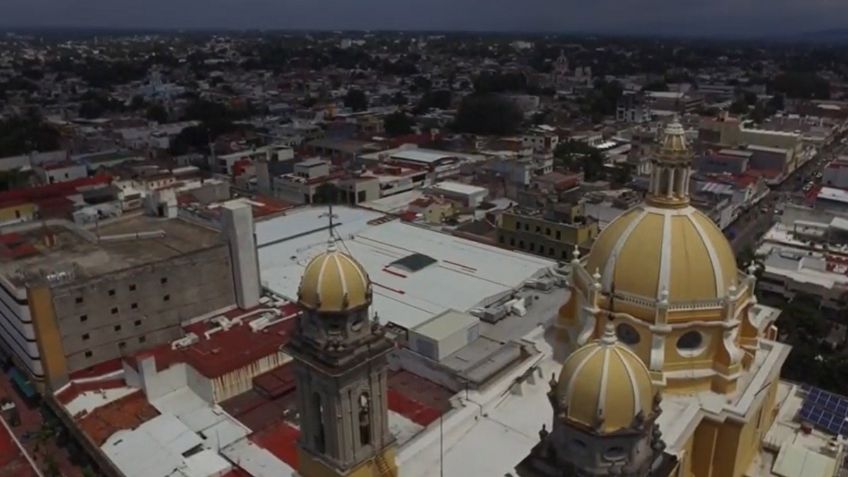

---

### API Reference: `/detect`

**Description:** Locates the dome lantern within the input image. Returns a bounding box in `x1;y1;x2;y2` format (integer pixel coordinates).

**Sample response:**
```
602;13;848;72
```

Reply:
647;117;693;208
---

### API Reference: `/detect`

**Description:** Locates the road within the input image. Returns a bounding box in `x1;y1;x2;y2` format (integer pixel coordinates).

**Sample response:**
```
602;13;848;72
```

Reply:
729;132;848;255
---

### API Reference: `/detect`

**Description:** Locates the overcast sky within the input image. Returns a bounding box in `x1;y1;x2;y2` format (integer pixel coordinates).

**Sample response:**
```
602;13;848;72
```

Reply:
3;0;847;37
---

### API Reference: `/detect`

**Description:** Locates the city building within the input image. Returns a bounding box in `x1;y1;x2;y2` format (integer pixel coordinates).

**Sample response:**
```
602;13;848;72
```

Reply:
0;202;260;392
497;204;600;260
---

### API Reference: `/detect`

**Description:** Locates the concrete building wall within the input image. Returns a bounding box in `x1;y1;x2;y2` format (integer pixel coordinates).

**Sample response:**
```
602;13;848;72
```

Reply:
0;202;37;225
497;213;599;261
50;245;236;374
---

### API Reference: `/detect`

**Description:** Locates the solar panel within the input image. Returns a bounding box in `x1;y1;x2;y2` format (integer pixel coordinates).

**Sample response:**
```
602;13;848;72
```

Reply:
800;386;848;437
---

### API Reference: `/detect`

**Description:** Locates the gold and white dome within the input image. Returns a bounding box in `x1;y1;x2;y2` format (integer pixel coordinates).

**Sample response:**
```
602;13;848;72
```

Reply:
585;204;737;308
298;244;372;313
557;323;655;434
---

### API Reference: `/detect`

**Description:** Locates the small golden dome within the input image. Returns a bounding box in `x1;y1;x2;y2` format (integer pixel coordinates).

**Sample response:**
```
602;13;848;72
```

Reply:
585;204;737;307
298;245;371;313
557;323;655;434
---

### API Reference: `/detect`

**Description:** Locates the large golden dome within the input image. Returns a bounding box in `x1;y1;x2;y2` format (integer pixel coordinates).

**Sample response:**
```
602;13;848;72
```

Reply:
556;323;655;434
298;245;371;313
585;204;737;305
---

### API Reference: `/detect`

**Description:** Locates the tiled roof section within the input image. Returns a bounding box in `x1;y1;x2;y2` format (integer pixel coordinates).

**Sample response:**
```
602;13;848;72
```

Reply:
55;378;127;406
253;364;296;399
249;421;300;468
0;419;38;477
0;174;111;205
388;370;452;426
125;308;298;379
76;391;159;446
68;358;124;381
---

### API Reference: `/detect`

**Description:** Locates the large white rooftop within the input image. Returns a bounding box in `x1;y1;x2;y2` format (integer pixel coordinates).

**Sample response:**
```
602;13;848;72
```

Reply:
256;206;554;329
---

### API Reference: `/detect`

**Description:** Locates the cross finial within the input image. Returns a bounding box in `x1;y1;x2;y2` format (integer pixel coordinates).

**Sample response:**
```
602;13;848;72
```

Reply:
320;203;339;248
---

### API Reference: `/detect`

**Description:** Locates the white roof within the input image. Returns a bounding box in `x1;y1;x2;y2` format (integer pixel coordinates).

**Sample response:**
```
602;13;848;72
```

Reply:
772;443;836;477
819;187;848;204
102;413;204;477
221;438;295;477
412;309;479;341
391;149;455;164
431;181;488;197
256;206;554;330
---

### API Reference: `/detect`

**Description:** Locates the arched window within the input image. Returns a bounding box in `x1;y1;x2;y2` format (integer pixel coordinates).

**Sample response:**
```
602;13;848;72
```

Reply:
659;167;671;195
312;392;325;452
358;392;371;446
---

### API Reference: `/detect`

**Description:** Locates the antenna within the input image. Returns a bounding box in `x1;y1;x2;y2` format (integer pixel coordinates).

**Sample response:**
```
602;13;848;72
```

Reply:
319;203;338;244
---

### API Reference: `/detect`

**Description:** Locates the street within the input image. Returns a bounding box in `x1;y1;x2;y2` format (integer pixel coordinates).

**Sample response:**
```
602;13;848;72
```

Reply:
728;133;848;255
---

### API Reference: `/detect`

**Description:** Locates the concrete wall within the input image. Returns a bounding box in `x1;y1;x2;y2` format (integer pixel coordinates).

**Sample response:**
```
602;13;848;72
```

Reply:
50;245;236;374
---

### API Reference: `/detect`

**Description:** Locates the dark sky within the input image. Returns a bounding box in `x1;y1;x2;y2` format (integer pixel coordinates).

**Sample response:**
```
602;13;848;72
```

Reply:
3;0;847;36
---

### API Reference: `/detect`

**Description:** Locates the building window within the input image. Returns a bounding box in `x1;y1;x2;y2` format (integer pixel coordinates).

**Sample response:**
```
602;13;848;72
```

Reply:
524;223;529;231
498;235;504;244
138;336;146;344
535;226;541;233
114;325;121;332
529;243;535;252
111;307;118;315
510;238;515;246
80;315;88;323
75;296;83;304
549;247;554;256
677;331;708;358
313;393;326;453
556;231;561;240
163;294;171;302
119;341;126;349
134;320;142;327
85;351;93;358
545;227;551;236
82;333;90;341
161;277;168;285
519;240;525;249
561;250;568;259
359;392;372;446
129;284;136;291
108;289;115;296
515;221;521;230
131;303;138;310
616;323;641;345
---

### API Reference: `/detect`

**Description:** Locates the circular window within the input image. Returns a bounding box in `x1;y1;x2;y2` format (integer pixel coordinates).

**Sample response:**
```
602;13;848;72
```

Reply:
616;323;640;345
603;446;627;461
676;331;705;357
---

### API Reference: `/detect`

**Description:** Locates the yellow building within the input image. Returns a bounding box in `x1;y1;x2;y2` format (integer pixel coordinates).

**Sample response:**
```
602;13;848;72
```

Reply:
498;206;599;261
558;119;790;477
0;200;37;225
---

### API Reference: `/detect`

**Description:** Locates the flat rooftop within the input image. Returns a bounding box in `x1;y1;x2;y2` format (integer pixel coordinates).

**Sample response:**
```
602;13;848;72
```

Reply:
256;206;555;330
0;214;223;289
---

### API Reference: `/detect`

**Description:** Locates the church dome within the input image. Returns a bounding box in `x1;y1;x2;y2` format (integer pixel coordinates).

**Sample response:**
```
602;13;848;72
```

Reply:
557;324;655;434
585;204;737;306
298;245;371;313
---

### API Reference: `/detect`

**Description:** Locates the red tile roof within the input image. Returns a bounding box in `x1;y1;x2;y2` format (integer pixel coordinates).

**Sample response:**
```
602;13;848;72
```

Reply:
76;391;159;446
0;174;111;204
55;378;127;405
126;310;298;379
249;420;300;468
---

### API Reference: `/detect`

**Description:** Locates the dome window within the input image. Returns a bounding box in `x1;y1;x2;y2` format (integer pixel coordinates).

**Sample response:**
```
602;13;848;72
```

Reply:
676;331;706;356
616;323;640;345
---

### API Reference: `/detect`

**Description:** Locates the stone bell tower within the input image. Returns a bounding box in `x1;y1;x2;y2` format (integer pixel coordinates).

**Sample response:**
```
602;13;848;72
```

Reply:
287;240;397;477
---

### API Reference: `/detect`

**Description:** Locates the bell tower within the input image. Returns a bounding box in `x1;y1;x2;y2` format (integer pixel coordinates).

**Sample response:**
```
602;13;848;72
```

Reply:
288;240;397;477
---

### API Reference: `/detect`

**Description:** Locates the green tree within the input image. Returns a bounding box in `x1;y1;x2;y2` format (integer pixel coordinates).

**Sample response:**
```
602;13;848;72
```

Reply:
383;112;413;137
344;88;368;112
453;94;523;136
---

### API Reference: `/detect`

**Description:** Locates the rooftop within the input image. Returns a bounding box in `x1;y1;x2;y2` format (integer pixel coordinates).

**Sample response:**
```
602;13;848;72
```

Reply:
256;206;555;330
0;214;224;289
0;415;40;477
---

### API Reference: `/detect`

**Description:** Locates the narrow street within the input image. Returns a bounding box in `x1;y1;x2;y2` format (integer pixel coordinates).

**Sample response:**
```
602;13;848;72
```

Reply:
0;373;83;477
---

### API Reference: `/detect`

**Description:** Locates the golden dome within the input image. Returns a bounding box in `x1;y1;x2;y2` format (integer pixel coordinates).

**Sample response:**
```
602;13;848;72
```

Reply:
585;203;737;306
298;245;371;313
557;323;655;433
